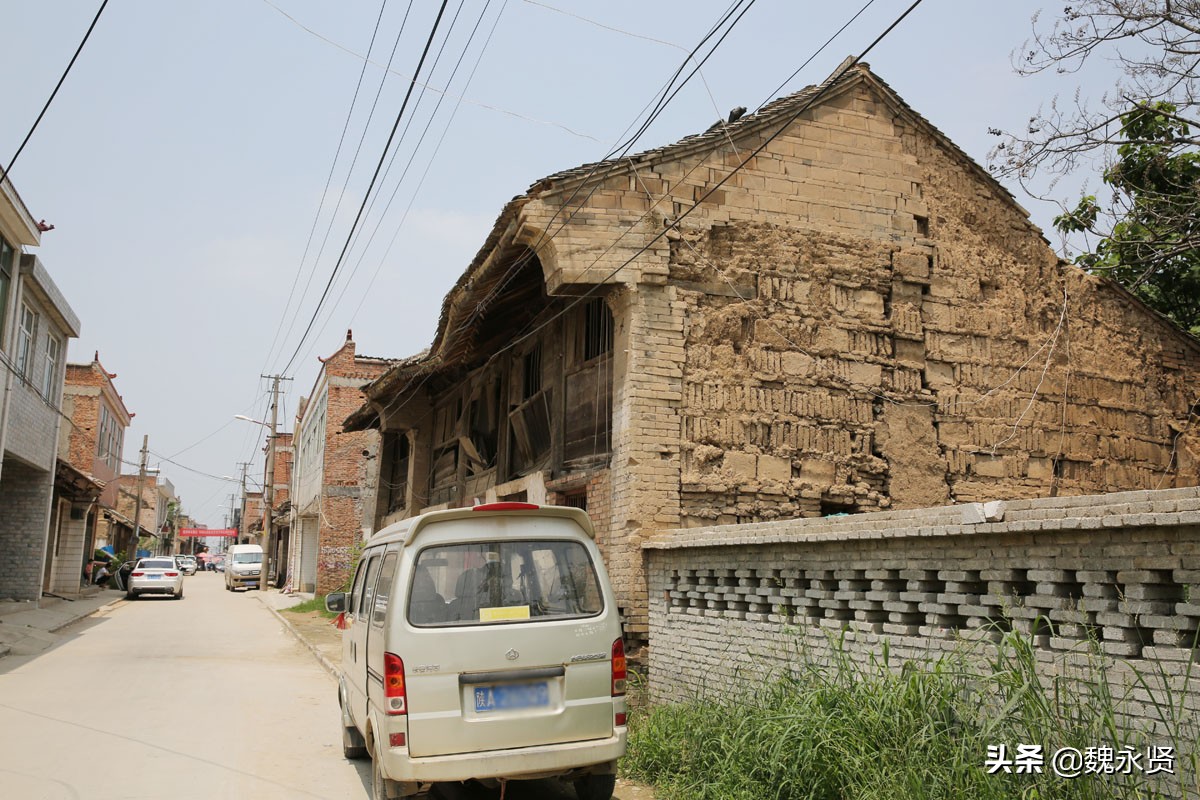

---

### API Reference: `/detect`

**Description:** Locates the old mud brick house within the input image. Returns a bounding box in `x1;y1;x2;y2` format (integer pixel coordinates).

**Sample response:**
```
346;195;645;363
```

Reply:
346;62;1200;650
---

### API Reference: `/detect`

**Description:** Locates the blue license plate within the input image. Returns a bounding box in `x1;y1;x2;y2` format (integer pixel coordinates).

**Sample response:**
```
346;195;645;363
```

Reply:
148;575;161;579
474;682;549;713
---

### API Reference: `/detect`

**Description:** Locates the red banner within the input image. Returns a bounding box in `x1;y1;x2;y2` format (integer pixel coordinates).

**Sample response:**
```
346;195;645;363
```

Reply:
178;528;239;538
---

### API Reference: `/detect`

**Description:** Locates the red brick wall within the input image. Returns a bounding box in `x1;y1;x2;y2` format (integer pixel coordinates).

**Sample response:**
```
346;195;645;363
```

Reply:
313;337;391;594
62;360;131;510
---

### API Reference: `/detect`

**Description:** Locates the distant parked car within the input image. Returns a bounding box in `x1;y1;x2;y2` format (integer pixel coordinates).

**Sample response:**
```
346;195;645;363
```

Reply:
175;555;198;575
213;555;225;572
126;557;184;600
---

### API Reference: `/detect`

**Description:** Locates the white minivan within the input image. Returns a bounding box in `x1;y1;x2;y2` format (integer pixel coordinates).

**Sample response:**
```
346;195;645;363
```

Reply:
325;502;627;800
224;543;263;591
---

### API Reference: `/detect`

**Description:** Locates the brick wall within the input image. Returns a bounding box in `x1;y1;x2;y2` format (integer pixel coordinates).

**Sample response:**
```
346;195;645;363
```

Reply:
309;336;389;594
62;359;131;510
352;64;1200;658
0;457;54;601
646;487;1200;742
511;67;1200;648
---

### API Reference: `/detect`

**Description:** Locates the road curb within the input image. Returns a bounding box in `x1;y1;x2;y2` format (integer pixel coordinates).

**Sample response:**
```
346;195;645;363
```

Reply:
258;596;340;679
48;599;123;633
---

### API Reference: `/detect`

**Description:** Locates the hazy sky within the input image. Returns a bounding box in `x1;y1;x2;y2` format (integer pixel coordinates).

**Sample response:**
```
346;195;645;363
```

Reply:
0;1;1117;526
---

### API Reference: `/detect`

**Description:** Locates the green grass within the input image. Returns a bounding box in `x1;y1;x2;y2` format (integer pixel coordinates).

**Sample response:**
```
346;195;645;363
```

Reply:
282;594;337;618
623;632;1199;800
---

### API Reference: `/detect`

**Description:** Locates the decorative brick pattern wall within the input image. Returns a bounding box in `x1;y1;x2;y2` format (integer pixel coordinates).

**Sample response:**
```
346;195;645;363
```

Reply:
646;487;1200;739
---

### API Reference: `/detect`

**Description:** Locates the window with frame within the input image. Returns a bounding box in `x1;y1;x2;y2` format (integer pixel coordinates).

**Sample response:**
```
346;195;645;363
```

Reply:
16;303;37;377
97;405;122;471
347;557;369;616
385;433;410;514
522;344;542;400
581;298;613;361
371;553;398;626
409;539;603;627
0;236;12;351
356;553;383;623
41;333;60;398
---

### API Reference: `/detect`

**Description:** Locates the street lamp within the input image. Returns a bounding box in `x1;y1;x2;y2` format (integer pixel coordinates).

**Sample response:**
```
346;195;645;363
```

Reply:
234;413;276;592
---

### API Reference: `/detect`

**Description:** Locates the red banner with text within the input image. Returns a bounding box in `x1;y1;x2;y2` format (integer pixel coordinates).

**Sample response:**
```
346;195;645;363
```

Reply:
178;528;239;538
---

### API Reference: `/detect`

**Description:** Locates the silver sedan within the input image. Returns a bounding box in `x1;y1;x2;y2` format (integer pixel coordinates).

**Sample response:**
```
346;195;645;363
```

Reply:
126;557;185;600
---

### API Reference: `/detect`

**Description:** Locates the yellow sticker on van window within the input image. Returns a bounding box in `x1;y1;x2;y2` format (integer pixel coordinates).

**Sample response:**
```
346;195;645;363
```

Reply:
479;605;531;621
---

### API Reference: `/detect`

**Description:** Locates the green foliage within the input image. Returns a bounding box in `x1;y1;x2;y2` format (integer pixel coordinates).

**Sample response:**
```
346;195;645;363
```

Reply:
624;631;1197;799
282;594;337;618
1055;102;1200;334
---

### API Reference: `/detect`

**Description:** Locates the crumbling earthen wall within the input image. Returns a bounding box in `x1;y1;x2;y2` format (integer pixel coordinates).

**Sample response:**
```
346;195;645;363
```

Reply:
498;74;1200;648
661;83;1200;526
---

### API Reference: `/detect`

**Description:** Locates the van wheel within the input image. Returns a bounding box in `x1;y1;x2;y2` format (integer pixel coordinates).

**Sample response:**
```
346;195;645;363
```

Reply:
342;724;367;759
573;774;616;800
371;751;392;800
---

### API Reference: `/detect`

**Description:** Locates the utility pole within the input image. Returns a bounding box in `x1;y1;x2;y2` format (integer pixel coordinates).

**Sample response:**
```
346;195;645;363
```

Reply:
235;461;250;542
128;435;148;563
260;374;291;591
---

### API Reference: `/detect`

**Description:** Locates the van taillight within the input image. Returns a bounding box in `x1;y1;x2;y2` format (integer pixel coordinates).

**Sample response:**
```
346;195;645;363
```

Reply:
611;638;626;697
384;652;407;715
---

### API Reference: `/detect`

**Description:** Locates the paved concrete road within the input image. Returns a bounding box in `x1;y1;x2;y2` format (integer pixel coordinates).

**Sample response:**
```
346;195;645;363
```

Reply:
0;571;370;800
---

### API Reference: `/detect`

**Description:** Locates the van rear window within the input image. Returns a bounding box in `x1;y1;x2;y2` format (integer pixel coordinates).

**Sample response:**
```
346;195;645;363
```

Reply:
409;541;603;626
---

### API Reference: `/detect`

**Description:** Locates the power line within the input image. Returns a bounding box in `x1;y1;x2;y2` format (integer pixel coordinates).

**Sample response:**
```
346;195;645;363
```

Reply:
499;0;928;358
267;2;416;375
259;0;393;374
339;0;473;277
280;0;454;377
297;0;499;365
755;0;878;112
372;0;927;428
148;450;239;483
345;0;508;331
449;0;758;338
259;0;600;143
1;0;109;184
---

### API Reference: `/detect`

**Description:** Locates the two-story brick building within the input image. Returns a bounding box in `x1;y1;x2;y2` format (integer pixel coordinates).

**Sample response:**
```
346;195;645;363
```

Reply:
288;331;394;594
53;354;135;584
0;178;82;603
346;62;1200;649
115;474;177;557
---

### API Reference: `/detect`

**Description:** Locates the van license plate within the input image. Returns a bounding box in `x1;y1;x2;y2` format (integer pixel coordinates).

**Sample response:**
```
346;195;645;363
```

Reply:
474;682;549;712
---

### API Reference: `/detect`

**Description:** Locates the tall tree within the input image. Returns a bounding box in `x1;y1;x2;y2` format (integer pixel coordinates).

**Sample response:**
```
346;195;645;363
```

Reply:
1053;102;1200;333
990;2;1200;333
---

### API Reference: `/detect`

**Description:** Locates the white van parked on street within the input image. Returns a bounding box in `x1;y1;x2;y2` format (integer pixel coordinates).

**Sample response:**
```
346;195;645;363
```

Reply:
325;502;626;800
224;543;263;591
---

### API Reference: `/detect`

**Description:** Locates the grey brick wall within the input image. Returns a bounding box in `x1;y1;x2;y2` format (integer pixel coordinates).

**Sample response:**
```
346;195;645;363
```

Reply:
0;457;54;601
5;380;59;470
645;487;1200;742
